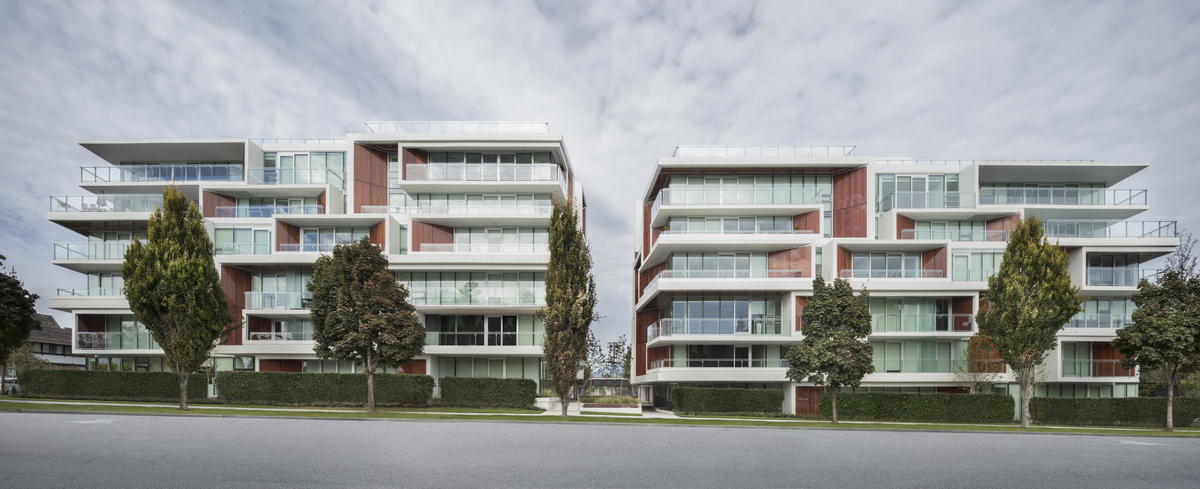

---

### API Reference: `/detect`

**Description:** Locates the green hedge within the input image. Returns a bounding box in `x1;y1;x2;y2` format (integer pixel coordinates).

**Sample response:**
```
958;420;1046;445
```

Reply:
670;387;784;414
817;392;1014;423
215;372;433;406
1031;397;1200;427
439;377;537;407
16;370;208;402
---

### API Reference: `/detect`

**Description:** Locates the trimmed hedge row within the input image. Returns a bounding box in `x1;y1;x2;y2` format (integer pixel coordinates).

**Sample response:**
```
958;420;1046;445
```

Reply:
671;387;784;414
17;370;208;402
1031;397;1200;427
215;372;434;406
817;392;1014;423
440;377;537;407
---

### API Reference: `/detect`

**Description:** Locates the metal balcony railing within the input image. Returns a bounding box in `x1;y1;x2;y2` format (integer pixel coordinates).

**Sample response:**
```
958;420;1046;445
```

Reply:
244;292;309;310
979;188;1147;206
50;194;165;212
899;229;1009;242
53;242;129;260
1087;268;1162;287
56;288;122;297
1044;220;1177;239
649;358;789;369
1062;359;1136;377
246;168;344;189
77;332;159;350
877;192;976;210
646;318;784;340
840;269;944;279
214;205;323;218
214;243;272;255
418;244;549;253
870;313;974;333
81;164;243;183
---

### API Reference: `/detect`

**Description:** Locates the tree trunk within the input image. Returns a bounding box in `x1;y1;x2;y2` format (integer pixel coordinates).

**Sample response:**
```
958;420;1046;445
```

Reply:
1;364;7;395
366;351;376;414
831;389;839;425
1166;381;1174;432
178;369;189;411
1019;371;1031;429
560;391;569;418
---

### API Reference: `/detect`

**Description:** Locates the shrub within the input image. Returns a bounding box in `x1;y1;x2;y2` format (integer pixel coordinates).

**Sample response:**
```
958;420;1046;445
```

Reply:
816;392;1014;423
439;377;537;407
1030;397;1200;427
671;387;784;414
16;370;208;402
215;372;433;406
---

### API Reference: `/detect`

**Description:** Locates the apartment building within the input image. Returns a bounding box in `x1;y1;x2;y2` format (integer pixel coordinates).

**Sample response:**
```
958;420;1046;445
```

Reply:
631;146;1176;415
47;122;583;394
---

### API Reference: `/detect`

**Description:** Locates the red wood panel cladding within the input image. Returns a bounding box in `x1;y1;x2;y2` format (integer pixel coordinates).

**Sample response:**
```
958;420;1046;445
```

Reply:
837;246;853;277
635;309;658;376
646;347;669;371
276;221;300;251
986;214;1021;241
246;316;271;335
795;297;808;331
202;191;236;218
316;192;326;214
401;148;427;180
642;201;653;254
221;265;251;346
354;144;388;213
259;359;302;372
77;314;105;333
952;296;973;332
767;247;811;277
795;386;823;416
401;359;427;375
922;246;947;277
896;215;916;239
1092;342;1132;376
369;221;386;247
637;262;667;302
831;167;868;237
411;221;453;252
792;211;819;234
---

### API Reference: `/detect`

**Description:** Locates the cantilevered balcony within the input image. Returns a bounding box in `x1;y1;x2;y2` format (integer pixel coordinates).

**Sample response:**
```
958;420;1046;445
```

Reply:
1087;268;1162;287
81;164;243;183
1044;220;1176;239
425;331;544;346
1062;359;1135;378
649;358;788;369
404;163;563;183
878;192;975;210
57;288;122;297
214;243;271;255
245;292;309;310
248;331;312;341
1065;314;1133;329
898;229;1009;242
840;269;943;279
77;332;159;351
360;204;551;217
53;242;129;261
214;205;323;218
50;194;163;213
408;287;544;307
646;318;784;342
246;168;344;188
418;244;549;253
870;313;974;333
659;270;805;279
364;121;550;134
980;188;1146;206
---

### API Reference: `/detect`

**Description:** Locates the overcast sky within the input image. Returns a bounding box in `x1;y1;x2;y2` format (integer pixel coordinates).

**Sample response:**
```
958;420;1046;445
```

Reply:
2;0;1199;346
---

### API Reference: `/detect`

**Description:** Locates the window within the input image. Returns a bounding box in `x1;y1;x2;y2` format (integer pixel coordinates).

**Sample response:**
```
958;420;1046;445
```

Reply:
661;296;781;335
214;227;271;255
848;252;926;278
299;227;368;252
952;251;1003;281
665;252;768;278
1087;254;1142;286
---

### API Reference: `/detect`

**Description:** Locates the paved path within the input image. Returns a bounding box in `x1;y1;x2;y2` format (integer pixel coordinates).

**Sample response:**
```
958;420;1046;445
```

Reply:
2;411;1198;488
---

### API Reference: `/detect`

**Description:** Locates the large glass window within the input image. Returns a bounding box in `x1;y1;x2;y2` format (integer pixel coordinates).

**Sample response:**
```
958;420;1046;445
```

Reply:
951;251;1003;281
1087;254;1143;286
1070;298;1135;328
214;227;271;255
847;252;927;278
659;296;781;335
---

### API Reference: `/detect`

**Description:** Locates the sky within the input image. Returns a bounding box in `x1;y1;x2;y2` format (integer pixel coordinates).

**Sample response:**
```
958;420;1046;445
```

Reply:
2;0;1199;347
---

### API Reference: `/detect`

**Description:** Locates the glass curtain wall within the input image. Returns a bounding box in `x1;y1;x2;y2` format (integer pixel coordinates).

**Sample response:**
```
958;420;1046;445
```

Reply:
665;252;768;278
1070;298;1136;328
665;216;798;234
877;174;960;212
870;340;961;373
214;227;272;255
849;252;924;278
867;297;952;332
451;228;549;252
660;296;782;335
399;272;545;306
662;175;832;236
951;251;1003;281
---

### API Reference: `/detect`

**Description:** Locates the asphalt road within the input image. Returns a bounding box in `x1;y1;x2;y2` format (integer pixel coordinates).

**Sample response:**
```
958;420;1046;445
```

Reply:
1;412;1198;488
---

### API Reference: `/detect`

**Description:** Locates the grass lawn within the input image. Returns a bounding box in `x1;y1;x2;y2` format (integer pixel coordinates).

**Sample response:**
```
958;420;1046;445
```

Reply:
4;398;540;414
580;411;642;417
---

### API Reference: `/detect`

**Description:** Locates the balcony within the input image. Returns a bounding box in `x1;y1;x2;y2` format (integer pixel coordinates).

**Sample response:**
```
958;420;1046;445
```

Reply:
214;243;271;255
1066;315;1133;329
878;192;976;210
672;145;856;157
408;287;543;306
951;269;998;282
245;292;309;310
840;270;944;279
246;168;344;189
1062;359;1135;378
873;359;954;374
653;187;822;212
57;288;122;297
77;332;159;351
81;164;243;183
419;244;549;253
646;318;784;341
979;188;1146;206
50;194;164;213
1044;220;1177;239
870;314;974;333
899;229;1009;242
54;242;129;260
359;205;551;216
278;244;334;253
364;121;550;134
659;270;805;279
214;205;323;218
248;331;312;341
425;331;543;346
660;228;815;236
649;358;788;369
1087;268;1162;287
404;163;563;183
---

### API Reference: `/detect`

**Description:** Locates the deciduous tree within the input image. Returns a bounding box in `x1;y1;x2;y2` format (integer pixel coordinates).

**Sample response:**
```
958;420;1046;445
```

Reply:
785;277;873;424
953;334;1004;394
0;255;40;392
123;186;234;410
976;216;1083;428
309;236;425;413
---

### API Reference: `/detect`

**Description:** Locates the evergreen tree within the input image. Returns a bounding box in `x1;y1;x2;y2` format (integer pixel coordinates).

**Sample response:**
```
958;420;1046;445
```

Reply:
0;254;40;392
309;236;425;413
1112;233;1200;431
123;186;234;410
785;277;873;424
537;198;598;418
976;215;1083;428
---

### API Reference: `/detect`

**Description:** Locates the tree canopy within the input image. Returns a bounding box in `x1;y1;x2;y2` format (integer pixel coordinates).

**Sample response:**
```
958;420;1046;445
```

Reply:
0;254;41;389
123;186;233;410
785;276;873;424
538;198;597;418
309;236;425;413
976;215;1083;428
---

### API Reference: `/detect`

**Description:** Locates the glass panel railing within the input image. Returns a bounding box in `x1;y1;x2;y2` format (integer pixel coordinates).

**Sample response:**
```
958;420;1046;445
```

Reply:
1087;268;1162;286
244;292;308;310
246;168;344;189
77;332;159;350
214;243;272;255
248;331;312;341
951;269;998;282
647;318;784;339
57;288;122;297
655;188;823;208
899;229;1009;241
279;244;335;253
877;192;976;210
1044;220;1177;238
1066;315;1133;329
424;331;543;346
404;163;563;183
53;242;129;260
979;188;1146;206
214;205;323;218
419;244;550;253
360;205;552;215
661;228;816;235
364;121;550;134
659;270;804;279
649;358;789;369
1062;359;1135;377
407;287;544;306
871;359;955;374
870;314;974;333
81;164;243;183
50;194;165;212
840;270;944;279
672;145;856;157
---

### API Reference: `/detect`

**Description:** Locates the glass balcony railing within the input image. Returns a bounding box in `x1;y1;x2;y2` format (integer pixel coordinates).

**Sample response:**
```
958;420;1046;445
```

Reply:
661;228;815;236
248;331;312;341
404;163;563;183
979;188;1146;206
1066;315;1133;329
214;243;271;255
424;331;544;346
50;194;165;212
53;242;130;260
418;244;550;253
659;270;805;279
951;269;998;282
57;288;123;297
1087;268;1162;286
360;205;552;216
364;121;550;134
214;205;323;218
653;189;823;217
244;292;309;310
872;359;954;374
246;168;344;189
77;332;159;350
899;229;1009;241
81;164;243;183
1062;359;1135;377
877;192;976;210
672;145;856;157
408;287;544;306
870;314;974;333
649;358;789;369
646;318;783;340
840;269;944;279
1044;220;1177;239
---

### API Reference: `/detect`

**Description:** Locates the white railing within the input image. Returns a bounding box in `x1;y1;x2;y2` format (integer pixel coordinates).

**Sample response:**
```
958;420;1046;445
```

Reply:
81;164;243;183
246;168;345;189
360;204;552;216
214;205;323;218
54;242;129;260
214;243;271;255
56;288;123;297
870;314;974;333
419;244;549;253
404;163;563;183
899;229;1010;241
877;192;976;210
658;270;804;279
245;291;309;310
408;287;544;306
77;332;159;350
647;318;784;340
649;358;789;369
1087;268;1162;287
660;228;815;235
50;194;165;212
672;145;856;157
979;188;1146;206
248;331;313;341
364;121;550;134
840;269;944;279
1044;220;1177;239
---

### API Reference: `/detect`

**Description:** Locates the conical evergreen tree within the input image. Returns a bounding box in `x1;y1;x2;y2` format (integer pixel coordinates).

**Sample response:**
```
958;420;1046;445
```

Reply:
538;198;598;418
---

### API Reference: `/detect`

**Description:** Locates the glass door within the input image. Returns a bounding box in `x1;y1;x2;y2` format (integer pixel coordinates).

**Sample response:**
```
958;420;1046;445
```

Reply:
735;346;749;368
487;317;502;345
